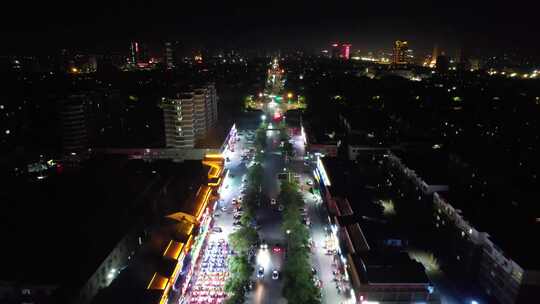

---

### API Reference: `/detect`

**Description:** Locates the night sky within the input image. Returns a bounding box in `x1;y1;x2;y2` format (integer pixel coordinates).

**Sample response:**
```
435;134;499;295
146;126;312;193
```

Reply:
2;0;539;55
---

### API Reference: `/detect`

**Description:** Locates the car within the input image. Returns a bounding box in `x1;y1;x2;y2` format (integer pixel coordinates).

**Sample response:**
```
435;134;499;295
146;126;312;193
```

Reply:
313;276;322;288
270;198;277;205
257;267;264;278
306;180;313;186
272;270;279;280
299;207;307;212
278;204;284;211
212;227;222;233
311;267;317;276
260;241;268;250
233;220;242;226
233;214;242;220
226;157;230;162
237;197;243;203
221;206;227;212
272;244;282;253
232;198;237;204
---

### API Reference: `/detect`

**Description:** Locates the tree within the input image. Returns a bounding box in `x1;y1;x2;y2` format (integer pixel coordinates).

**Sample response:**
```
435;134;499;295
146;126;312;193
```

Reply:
279;180;302;208
240;205;255;227
282;141;294;158
229;227;258;254
224;254;253;303
248;163;264;188
255;125;267;149
279;174;320;304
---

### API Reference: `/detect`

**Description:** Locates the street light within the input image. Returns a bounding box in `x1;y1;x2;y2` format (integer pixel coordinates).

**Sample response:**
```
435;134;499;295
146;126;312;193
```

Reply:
261;115;266;121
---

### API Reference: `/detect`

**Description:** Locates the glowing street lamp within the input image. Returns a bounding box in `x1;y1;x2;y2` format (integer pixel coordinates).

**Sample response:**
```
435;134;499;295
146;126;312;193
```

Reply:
287;92;293;99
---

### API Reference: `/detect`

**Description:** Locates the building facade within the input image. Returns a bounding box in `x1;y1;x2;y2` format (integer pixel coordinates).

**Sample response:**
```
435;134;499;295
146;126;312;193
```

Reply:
433;193;540;304
161;84;218;149
392;40;409;65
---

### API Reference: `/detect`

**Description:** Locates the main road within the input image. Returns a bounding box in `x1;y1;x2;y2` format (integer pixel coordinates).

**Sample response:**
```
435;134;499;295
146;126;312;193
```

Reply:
246;122;287;304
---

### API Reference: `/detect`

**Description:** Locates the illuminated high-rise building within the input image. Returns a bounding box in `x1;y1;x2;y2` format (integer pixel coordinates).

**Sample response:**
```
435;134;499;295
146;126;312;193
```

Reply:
341;44;351;60
164;41;181;70
161;84;218;148
331;43;352;60
392;40;409;65
429;44;439;68
129;41;139;64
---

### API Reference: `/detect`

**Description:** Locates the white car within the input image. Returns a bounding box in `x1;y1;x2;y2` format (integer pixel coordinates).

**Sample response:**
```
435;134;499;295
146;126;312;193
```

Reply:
272;270;279;280
257;267;265;278
278;204;284;211
270;198;277;205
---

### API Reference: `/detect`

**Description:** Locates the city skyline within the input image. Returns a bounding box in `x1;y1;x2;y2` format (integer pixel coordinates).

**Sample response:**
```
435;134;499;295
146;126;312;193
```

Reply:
2;1;539;56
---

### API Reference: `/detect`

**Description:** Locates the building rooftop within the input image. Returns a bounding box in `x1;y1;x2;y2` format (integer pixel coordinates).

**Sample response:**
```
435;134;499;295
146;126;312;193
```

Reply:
304;119;341;145
352;251;429;285
392;149;449;186
321;157;370;200
442;188;540;269
91;155;222;304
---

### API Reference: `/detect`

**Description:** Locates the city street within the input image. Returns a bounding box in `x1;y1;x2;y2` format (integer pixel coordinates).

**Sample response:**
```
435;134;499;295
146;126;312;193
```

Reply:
245;123;287;304
287;131;353;304
213;58;352;303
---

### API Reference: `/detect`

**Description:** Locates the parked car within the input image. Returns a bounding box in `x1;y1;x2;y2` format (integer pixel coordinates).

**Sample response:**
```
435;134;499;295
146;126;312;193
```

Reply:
212;227;222;233
270;198;277;205
272;270;279;280
278;204;284;211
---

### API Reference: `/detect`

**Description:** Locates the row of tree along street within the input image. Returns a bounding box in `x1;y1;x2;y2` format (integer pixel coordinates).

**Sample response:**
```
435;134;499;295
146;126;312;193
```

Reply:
224;123;266;304
279;178;321;304
279;125;321;304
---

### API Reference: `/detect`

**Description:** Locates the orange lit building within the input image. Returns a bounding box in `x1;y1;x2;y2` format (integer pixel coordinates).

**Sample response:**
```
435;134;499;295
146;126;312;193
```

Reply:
392;40;409;65
91;154;225;304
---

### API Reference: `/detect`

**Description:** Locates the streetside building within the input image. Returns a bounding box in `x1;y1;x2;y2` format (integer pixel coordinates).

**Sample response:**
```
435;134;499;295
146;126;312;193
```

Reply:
1;156;208;304
380;147;540;304
349;251;435;303
303;122;340;158
386;150;449;194
433;192;540;304
315;157;439;303
90;154;224;304
337;109;398;161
